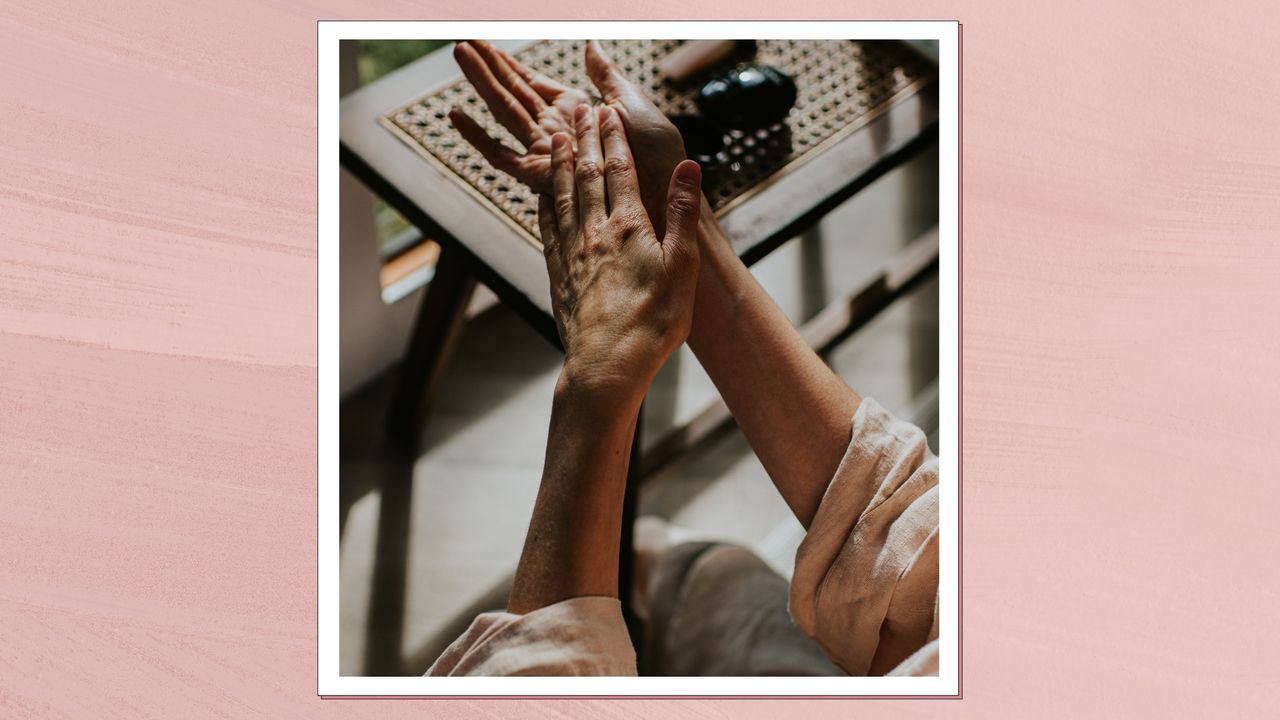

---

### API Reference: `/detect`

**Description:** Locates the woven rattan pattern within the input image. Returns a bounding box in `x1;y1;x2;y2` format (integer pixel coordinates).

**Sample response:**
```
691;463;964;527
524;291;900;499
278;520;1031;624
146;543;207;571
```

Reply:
384;40;933;246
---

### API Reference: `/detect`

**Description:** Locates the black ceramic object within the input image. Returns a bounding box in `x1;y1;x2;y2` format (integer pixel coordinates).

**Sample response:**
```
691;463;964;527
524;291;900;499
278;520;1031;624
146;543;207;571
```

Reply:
667;114;727;165
696;64;798;129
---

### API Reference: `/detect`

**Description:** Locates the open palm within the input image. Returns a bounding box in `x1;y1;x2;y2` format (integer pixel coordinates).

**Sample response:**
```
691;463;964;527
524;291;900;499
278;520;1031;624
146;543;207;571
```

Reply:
450;40;687;232
449;40;587;194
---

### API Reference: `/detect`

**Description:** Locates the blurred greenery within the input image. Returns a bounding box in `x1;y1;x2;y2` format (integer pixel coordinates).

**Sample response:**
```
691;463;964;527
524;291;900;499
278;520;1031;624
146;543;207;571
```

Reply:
358;40;451;255
359;40;451;84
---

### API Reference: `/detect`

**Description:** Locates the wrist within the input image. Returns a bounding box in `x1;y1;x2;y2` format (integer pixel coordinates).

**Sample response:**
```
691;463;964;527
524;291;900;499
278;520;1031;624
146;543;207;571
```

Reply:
687;206;745;353
557;355;649;411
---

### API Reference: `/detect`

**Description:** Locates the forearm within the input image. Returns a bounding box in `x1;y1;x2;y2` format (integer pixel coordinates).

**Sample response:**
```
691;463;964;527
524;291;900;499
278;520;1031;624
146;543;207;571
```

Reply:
507;366;643;614
687;203;860;528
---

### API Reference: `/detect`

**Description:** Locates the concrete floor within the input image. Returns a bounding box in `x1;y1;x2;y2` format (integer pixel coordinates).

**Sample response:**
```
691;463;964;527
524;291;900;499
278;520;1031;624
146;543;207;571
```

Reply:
339;145;940;676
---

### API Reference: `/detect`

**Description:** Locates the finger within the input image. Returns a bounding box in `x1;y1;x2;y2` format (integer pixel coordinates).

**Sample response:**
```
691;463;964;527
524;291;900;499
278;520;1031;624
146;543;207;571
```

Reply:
454;41;539;146
496;46;570;98
585;40;638;104
597;106;642;217
537;194;565;284
448;107;527;179
550;132;579;259
498;45;537;82
572;104;607;231
662;160;703;261
469;40;547;116
499;45;589;111
537;193;559;251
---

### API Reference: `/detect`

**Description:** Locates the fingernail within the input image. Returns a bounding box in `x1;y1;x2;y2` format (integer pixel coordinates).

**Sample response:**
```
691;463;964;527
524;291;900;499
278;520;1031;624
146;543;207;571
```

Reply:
574;104;591;122
676;160;702;186
551;133;567;151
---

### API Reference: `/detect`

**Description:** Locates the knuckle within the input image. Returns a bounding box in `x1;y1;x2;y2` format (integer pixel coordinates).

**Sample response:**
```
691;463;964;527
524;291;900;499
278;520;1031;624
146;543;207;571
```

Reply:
575;161;603;183
554;196;576;220
603;156;632;178
668;194;699;218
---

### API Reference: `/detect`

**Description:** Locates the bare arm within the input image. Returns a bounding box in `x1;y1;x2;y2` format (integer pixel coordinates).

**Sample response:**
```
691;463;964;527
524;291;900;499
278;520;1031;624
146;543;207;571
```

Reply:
507;107;704;613
450;39;857;532
686;203;861;528
507;369;641;613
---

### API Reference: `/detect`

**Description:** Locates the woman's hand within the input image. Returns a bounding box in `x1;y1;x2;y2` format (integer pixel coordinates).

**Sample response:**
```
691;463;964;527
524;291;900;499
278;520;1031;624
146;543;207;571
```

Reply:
449;40;591;194
538;104;702;398
451;40;687;233
579;41;687;235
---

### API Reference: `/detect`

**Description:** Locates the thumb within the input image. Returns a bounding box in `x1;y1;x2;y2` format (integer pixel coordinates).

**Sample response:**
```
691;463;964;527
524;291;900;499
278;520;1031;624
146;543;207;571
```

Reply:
662;160;703;263
584;40;631;103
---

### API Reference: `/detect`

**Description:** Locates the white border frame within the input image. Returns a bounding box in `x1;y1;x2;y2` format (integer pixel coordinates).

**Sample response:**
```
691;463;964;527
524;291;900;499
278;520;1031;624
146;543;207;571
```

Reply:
319;20;959;697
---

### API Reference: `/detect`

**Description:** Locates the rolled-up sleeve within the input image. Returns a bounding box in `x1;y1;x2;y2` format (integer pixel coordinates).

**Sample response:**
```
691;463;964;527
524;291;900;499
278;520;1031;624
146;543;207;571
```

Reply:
789;397;940;676
425;596;637;676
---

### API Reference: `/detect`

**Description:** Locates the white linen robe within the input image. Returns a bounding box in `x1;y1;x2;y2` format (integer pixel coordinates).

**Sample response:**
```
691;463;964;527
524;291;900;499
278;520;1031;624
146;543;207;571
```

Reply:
427;397;940;677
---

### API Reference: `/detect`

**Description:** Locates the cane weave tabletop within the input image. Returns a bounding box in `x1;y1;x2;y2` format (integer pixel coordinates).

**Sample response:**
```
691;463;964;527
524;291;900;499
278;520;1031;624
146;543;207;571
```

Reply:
381;40;935;249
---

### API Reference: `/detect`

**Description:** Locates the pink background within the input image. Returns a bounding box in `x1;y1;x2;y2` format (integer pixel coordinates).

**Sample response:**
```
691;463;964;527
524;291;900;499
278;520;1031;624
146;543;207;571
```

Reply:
3;1;1279;716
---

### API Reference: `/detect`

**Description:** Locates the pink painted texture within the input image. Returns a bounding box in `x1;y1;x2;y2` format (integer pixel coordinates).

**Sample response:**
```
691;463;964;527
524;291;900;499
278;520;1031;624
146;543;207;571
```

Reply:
2;0;1279;717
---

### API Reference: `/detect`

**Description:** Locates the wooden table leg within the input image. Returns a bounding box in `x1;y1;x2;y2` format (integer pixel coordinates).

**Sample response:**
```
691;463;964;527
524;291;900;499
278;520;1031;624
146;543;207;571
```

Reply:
386;242;477;445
